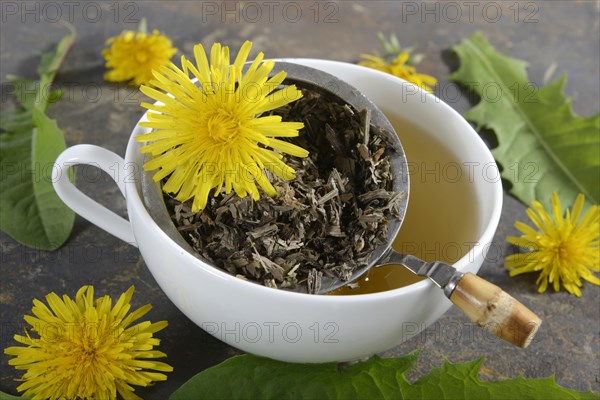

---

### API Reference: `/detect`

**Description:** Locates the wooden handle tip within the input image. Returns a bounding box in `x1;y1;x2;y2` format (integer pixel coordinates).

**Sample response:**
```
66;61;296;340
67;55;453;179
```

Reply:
450;273;542;348
491;291;542;348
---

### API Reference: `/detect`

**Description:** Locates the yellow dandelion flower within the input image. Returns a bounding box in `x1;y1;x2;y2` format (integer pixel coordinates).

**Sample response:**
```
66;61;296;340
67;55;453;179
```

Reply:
4;286;172;400
505;193;599;297
137;40;308;212
103;23;177;86
358;33;437;92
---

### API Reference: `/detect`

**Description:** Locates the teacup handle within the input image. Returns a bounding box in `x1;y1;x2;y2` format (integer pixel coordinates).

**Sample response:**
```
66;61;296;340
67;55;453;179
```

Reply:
52;144;137;246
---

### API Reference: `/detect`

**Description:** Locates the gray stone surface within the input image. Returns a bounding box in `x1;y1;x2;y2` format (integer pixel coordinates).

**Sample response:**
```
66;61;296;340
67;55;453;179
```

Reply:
1;1;598;398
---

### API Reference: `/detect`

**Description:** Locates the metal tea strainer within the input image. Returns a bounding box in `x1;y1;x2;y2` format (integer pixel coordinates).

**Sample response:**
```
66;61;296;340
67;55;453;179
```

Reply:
141;62;541;348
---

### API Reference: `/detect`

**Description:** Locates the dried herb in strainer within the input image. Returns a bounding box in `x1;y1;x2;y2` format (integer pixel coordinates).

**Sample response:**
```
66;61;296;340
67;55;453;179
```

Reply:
166;87;404;293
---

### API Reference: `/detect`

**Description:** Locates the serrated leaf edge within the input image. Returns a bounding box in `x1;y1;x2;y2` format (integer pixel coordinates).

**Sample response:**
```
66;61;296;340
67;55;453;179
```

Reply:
448;31;596;202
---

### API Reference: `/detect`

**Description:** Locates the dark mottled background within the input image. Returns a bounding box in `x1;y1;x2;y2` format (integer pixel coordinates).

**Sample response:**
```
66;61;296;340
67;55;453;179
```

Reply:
1;1;599;398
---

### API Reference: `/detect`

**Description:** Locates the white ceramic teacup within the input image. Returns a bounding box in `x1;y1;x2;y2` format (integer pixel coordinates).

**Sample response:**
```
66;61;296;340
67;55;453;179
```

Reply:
52;60;502;363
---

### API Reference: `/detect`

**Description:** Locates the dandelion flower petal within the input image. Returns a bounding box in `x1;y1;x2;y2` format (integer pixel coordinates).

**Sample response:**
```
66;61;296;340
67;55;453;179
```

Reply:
358;35;437;92
137;41;307;211
103;29;177;86
4;286;172;400
505;193;600;296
